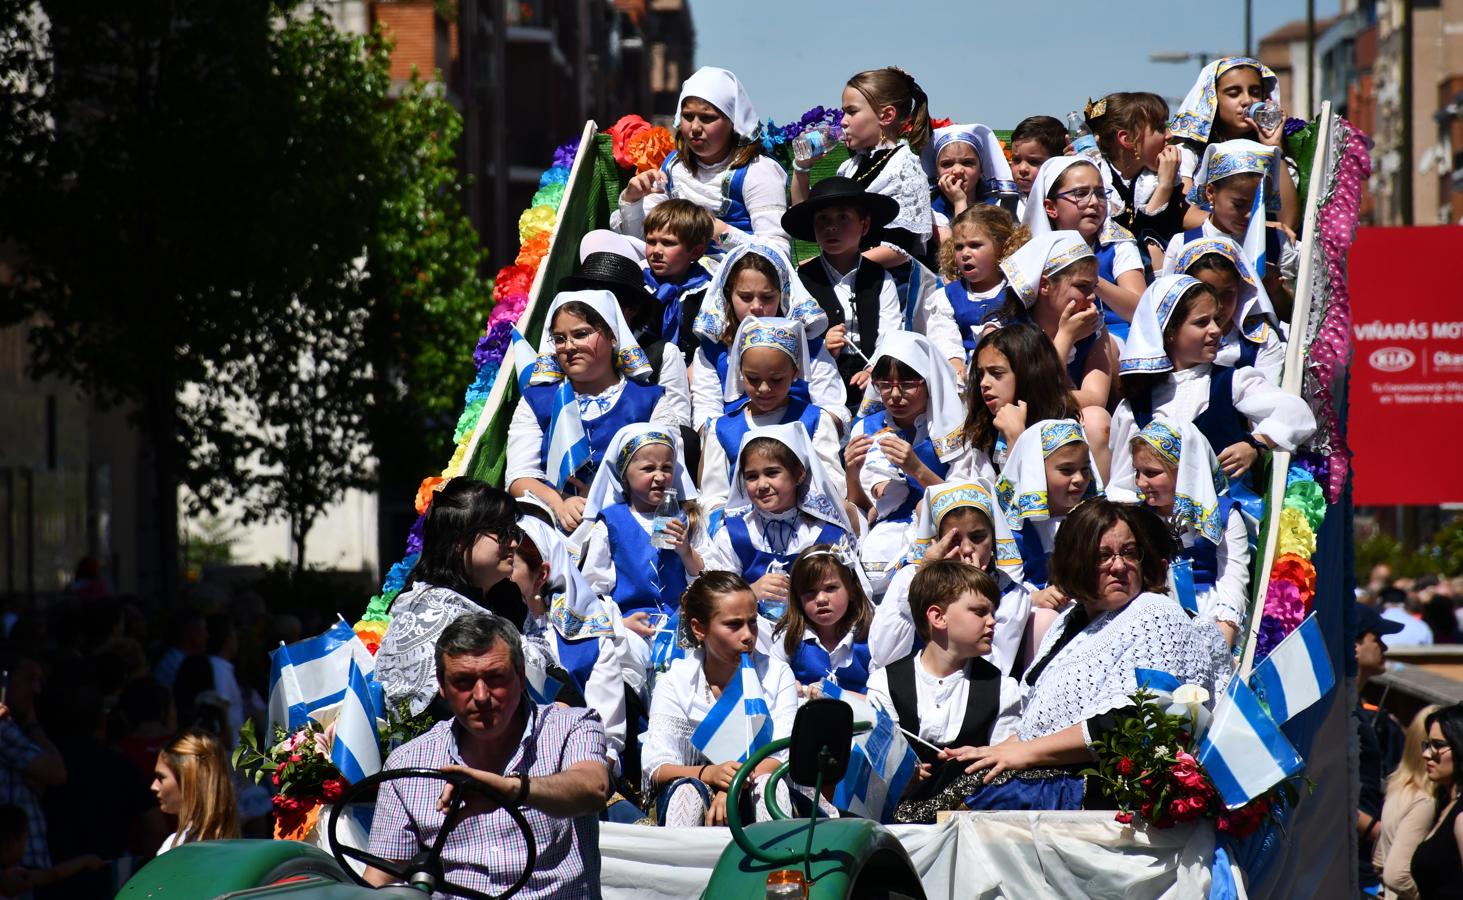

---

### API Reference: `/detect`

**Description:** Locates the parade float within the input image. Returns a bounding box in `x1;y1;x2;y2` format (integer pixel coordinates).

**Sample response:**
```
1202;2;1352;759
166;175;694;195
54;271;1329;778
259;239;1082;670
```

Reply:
119;98;1371;900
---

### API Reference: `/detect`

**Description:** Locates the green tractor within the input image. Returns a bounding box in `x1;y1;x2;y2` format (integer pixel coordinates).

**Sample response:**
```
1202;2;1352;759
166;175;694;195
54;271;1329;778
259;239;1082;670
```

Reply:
117;700;924;899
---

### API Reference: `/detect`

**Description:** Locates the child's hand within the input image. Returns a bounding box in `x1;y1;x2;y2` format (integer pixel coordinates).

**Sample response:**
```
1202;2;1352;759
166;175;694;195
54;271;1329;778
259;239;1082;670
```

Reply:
556;496;587;533
1031;586;1071;610
752;572;790;602
921;527;963;563
909;761;933;789
937;171;967;209
623;613;657;638
1155;145;1181;183
844;433;874;472
1217;441;1259;478
823;323;849;356
879;434;928;480
850;369;872;390
1057;299;1100;342
1267;220;1297;242
702;761;741;791
993;399;1028;444
706;789;731;826
622;169;667;203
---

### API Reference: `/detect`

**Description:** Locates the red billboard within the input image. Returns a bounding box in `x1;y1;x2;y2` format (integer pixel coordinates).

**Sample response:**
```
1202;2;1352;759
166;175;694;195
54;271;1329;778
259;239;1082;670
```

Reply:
1348;226;1463;505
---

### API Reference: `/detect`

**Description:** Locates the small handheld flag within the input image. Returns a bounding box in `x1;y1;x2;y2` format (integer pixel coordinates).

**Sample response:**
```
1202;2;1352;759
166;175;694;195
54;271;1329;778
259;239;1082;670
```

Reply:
831;699;918;824
330;658;382;785
509;328;540;394
267;618;376;736
1197;676;1303;808
1250;613;1334;724
691;654;774;764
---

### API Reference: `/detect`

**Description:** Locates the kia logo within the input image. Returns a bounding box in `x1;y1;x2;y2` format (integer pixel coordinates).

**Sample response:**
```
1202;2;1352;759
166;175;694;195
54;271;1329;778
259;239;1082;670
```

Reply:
1369;347;1416;372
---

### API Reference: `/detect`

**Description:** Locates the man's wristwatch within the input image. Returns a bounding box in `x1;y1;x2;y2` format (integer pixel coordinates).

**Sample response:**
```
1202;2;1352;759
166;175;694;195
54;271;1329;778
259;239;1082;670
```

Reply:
508;771;530;806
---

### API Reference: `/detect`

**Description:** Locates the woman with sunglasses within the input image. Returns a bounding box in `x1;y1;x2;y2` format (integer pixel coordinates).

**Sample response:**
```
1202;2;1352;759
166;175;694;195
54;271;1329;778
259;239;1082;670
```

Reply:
1412;703;1463;898
376;478;575;719
920;499;1226;811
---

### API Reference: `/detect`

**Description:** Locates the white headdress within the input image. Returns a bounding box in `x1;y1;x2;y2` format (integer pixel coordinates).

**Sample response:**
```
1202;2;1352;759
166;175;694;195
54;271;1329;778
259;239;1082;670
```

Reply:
567;423;699;550
855;331;966;463
1118;274;1208;376
997;231;1094;308
921;124;1018;195
1020;156;1113;237
1170;57;1280;145
1172;234;1276;344
904;480;1024;580
691;243;828;345
996;419;1104;530
723;316;813;403
676;67;762;141
530;289;653;385
725;422;852;534
517;515;617;640
1109;418;1228;546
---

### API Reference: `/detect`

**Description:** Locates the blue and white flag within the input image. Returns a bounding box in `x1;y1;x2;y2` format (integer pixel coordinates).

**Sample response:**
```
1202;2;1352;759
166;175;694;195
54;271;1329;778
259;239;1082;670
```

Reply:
691;654;773;764
545;377;591;491
524;650;563;705
330;658;382;785
1197;676;1303;808
510;327;539;394
1250;613;1334;725
1135;667;1182;695
829;690;917;824
651;613;686;672
267;618;376;736
1243;185;1267;277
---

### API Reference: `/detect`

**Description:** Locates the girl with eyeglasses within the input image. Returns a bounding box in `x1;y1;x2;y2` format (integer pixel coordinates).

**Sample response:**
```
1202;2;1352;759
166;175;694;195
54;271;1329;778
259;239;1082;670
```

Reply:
1021;156;1148;345
1412;703;1463;899
845;332;974;596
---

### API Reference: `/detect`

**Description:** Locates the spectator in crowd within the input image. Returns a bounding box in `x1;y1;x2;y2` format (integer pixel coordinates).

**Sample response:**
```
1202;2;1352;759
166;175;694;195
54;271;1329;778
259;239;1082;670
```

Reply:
1375;705;1441;900
1357;602;1407;893
1412;704;1463;899
1379;587;1435;647
151;730;240;854
153;612;206;689
0;805;104;898
0;659;66;871
112;680;177;780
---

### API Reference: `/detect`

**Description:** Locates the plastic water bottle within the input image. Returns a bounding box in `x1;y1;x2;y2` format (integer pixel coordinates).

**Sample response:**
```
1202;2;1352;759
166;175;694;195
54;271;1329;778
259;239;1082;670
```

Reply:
650;488;679;550
1066;111;1099;158
1247;101;1284;133
792;124;834;167
757;559;788;622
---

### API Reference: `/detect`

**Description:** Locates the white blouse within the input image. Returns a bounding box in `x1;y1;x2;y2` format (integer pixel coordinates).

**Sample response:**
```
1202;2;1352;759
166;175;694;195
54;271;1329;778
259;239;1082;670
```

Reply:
808;257;903;353
837;142;933;252
1107;362;1317;490
1017;592;1230;742
1181;505;1253;632
641;649;799;796
613;154;791;258
697;406;845;513
505;375;684;489
921;281;1006;364
869;564;1033;676
1215;326;1286;385
864;655;1022;746
690;341;850;433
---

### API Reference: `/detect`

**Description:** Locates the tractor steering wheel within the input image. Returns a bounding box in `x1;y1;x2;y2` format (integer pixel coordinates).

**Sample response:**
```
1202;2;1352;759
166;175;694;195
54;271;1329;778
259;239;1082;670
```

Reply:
327;767;537;900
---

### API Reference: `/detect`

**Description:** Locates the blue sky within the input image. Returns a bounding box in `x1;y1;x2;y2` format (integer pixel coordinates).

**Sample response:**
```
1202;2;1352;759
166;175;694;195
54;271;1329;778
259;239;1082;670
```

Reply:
687;0;1341;128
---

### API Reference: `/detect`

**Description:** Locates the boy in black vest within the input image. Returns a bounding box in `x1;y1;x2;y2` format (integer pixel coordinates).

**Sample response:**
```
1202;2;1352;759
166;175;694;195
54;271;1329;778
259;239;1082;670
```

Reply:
781;177;904;416
865;560;1016;803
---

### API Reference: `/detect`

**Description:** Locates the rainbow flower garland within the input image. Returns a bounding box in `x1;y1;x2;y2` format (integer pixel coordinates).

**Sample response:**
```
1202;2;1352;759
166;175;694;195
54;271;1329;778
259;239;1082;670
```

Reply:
352;136;585;651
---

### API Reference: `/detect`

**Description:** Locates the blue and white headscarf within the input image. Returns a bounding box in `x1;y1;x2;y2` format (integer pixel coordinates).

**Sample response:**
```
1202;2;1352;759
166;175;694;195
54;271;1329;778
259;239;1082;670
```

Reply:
1170;56;1280;145
854;331;966;463
692;243;828;344
920;124;1018;196
997;231;1095;307
996;419;1103;530
723;316;813;403
725;422;852;534
1119;274;1209;376
1173;235;1276;344
518;515;618;641
1187;139;1281;210
1114;419;1227;546
904;480;1023;579
531;289;654;385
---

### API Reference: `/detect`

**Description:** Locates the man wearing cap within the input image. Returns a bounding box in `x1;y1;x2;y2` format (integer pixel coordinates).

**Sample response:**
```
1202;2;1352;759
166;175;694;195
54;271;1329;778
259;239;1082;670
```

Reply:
1355;601;1406;893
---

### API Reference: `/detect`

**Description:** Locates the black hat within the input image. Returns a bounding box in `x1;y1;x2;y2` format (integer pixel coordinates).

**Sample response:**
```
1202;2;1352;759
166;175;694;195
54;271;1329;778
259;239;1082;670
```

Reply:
1355;600;1404;639
781;176;900;243
559;252;654;311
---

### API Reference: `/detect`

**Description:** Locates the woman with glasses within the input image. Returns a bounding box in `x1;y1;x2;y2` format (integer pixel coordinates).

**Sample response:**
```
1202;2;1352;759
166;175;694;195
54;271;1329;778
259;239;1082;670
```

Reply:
844;332;976;596
1412;703;1463;898
1374;705;1441;900
507;289;685;534
375;478;575;719
928;499;1227;810
1021;156;1147;345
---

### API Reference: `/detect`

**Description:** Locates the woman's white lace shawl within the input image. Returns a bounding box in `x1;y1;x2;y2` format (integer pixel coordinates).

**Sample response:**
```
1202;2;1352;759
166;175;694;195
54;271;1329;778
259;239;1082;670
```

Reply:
1017;592;1232;741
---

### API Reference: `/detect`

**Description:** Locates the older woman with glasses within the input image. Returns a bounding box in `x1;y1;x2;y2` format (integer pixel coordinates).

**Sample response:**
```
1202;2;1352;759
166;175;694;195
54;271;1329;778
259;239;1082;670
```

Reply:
1412;703;1463;899
929;498;1228;809
376;478;571;719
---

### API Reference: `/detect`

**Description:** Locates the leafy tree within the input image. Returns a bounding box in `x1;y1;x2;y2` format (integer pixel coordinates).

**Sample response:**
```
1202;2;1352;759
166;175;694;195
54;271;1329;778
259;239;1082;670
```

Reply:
1;1;488;585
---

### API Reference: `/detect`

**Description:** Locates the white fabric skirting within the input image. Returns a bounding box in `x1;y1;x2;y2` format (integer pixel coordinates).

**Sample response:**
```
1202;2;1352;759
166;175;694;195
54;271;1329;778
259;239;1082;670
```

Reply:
598;811;1247;899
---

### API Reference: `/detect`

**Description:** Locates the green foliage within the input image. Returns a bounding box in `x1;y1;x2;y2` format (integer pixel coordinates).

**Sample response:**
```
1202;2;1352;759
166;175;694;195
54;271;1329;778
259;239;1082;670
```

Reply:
0;1;488;575
182;516;242;576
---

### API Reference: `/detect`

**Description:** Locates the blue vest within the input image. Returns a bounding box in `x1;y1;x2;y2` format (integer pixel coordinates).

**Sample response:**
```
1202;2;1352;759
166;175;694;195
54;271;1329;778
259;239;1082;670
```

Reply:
552;632;603;696
1129;364;1251;460
1235;336;1260;368
521;379;664;484
1176;496;1239;591
943;280;1004;355
662;151;753;232
1012;527;1050;589
852;410;950;525
1094;242;1130;343
700;338;731;388
724;515;847;583
789;637;873;694
600;502;687;617
714;386;823;472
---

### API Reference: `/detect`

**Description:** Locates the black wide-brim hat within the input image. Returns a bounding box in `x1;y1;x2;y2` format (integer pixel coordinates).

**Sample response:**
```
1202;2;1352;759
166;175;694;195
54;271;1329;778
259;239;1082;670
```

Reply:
781;175;901;243
559;251;654;310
